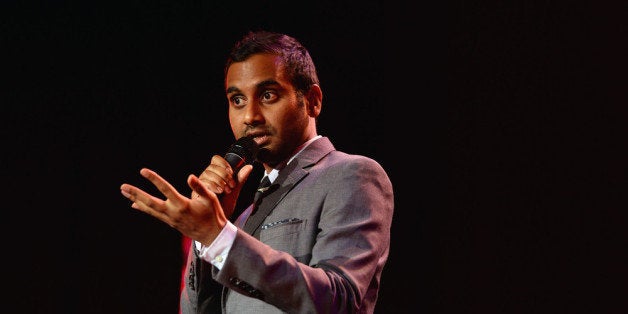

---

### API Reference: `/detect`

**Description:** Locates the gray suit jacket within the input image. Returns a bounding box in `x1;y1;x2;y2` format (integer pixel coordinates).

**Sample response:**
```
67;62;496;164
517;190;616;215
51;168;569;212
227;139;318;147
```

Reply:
181;137;394;313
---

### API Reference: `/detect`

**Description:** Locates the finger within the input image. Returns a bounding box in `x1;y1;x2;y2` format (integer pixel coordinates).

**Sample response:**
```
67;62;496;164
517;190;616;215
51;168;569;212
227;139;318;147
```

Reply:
198;168;229;194
139;168;184;202
188;174;219;202
120;183;171;220
210;154;235;184
120;183;163;208
199;155;236;191
209;154;233;172
213;164;253;219
236;164;254;185
203;155;233;178
130;196;175;226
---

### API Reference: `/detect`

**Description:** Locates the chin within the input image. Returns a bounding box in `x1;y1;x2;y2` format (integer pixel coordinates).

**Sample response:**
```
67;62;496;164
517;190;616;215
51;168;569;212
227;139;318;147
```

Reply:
255;148;271;163
255;148;283;166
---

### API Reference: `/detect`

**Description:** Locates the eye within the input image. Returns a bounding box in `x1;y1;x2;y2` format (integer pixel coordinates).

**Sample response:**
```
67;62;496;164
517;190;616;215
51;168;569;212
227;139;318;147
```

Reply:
230;95;246;108
261;91;278;103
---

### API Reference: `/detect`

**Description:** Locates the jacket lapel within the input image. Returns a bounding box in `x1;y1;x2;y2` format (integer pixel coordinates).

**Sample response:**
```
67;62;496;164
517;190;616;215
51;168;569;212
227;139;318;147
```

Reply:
242;137;335;238
242;161;306;237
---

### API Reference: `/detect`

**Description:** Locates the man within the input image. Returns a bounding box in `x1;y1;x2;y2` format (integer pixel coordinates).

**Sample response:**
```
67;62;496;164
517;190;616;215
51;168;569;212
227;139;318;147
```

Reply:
120;30;394;313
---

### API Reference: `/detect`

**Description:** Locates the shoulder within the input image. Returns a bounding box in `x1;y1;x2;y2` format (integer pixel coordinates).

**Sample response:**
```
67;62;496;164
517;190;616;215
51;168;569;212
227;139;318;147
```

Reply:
321;150;391;186
327;150;384;170
305;137;391;185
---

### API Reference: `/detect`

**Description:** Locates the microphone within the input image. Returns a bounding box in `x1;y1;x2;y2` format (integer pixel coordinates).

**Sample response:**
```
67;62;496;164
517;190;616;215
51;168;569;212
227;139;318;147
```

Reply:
224;135;259;179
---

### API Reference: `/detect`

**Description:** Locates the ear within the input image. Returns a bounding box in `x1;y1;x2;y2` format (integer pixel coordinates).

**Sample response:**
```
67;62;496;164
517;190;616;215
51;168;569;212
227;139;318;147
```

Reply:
305;84;322;118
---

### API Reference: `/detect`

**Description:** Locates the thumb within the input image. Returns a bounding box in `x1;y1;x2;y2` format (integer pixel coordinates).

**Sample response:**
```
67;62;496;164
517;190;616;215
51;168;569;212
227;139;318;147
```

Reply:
236;164;254;185
220;164;254;219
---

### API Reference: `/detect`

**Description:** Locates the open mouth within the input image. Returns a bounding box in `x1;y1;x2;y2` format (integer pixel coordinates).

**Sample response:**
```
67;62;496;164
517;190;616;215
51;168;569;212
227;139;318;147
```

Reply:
248;133;270;147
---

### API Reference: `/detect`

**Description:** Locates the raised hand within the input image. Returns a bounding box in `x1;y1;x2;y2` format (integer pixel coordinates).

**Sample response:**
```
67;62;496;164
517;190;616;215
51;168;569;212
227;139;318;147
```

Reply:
120;168;228;245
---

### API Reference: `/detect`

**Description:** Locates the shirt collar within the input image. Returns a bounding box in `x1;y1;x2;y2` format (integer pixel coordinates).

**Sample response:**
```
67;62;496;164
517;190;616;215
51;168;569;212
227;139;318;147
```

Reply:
265;135;322;183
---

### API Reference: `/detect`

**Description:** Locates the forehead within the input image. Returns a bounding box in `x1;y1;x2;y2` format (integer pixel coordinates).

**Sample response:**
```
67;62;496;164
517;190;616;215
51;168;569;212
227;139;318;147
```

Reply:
225;54;286;89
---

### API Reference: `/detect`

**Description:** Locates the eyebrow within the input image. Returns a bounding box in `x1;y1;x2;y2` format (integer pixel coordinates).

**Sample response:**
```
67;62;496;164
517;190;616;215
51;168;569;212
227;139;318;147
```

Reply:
226;79;281;95
225;86;240;95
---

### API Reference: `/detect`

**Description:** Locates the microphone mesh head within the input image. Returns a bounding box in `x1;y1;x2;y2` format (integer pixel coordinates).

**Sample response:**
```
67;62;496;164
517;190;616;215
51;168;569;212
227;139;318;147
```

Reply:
227;135;259;163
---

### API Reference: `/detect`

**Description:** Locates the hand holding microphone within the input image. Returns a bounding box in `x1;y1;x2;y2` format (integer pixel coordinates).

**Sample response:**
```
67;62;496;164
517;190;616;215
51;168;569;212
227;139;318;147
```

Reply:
192;136;259;217
223;135;259;180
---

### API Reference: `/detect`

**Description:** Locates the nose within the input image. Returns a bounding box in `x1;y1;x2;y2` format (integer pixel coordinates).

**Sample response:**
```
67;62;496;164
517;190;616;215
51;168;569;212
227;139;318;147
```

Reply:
243;102;264;126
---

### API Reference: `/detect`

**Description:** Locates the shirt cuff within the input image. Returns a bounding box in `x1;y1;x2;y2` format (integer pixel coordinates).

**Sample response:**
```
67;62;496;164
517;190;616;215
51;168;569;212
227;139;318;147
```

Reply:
195;221;238;270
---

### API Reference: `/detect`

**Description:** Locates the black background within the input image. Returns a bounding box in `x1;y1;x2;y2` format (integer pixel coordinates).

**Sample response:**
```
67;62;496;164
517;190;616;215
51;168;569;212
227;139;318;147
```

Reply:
2;1;626;313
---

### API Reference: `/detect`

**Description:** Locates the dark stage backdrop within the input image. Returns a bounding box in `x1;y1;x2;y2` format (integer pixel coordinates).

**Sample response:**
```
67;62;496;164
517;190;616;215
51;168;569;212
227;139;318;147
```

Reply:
2;1;429;313
445;2;626;314
5;1;625;314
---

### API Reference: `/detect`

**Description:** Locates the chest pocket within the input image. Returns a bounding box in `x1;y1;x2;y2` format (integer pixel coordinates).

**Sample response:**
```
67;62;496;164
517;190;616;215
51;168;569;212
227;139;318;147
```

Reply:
259;218;308;255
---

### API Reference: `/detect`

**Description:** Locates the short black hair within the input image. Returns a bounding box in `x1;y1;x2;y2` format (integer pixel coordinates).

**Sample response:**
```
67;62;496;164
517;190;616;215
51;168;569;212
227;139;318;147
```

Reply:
225;30;320;95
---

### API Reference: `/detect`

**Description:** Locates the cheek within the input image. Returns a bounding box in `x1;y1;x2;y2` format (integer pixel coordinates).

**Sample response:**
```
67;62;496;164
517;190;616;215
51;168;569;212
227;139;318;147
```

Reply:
281;107;308;131
228;111;241;134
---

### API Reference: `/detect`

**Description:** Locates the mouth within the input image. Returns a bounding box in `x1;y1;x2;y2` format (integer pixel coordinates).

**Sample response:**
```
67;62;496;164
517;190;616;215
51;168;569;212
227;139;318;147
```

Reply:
246;133;270;147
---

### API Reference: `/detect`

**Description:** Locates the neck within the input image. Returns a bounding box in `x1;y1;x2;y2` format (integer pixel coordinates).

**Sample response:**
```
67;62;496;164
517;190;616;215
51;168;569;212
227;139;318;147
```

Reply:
262;135;321;173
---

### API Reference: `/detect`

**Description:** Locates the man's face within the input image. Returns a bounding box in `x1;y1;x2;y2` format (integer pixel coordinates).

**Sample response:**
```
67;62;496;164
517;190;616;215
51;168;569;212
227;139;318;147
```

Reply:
225;53;311;166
